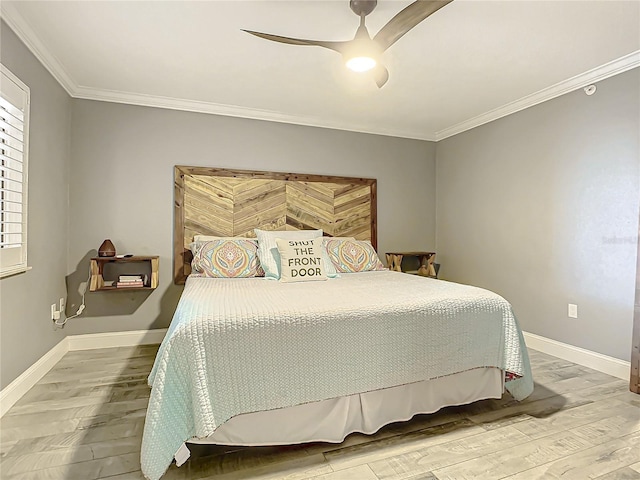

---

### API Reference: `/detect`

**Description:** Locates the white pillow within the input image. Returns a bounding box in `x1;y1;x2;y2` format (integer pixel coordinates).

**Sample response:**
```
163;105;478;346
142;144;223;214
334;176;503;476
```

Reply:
276;238;327;283
255;229;323;279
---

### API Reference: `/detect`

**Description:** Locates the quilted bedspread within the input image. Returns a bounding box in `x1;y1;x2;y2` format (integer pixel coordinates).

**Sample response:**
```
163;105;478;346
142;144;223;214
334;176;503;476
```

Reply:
141;271;533;480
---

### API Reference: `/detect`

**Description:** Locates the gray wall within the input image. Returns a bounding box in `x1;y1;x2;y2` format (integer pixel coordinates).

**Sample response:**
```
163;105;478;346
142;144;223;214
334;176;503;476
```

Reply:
3;15;637;388
436;69;640;362
64;99;437;335
0;22;71;389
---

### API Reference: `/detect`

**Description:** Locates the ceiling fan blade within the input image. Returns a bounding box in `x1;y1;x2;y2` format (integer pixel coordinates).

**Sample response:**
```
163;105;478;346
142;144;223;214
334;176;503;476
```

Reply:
373;64;389;88
373;0;453;52
242;30;348;54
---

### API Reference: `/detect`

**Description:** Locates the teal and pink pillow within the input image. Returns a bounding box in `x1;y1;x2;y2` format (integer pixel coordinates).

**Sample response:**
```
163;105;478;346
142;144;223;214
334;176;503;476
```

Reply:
324;238;387;273
190;239;262;278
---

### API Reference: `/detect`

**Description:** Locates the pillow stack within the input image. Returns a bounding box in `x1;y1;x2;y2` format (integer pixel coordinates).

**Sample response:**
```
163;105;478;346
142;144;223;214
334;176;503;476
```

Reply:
189;230;387;281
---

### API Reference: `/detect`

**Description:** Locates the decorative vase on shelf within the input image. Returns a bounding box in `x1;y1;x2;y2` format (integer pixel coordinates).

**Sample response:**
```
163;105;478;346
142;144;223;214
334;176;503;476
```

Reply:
98;239;116;257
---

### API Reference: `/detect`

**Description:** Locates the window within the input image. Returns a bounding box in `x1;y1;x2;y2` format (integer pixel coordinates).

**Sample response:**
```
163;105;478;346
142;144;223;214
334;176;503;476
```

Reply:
0;65;30;278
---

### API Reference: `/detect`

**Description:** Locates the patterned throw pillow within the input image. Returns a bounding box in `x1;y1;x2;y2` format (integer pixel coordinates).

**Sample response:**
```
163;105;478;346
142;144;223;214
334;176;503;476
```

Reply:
324;238;387;273
275;238;327;283
255;229;323;279
190;239;261;278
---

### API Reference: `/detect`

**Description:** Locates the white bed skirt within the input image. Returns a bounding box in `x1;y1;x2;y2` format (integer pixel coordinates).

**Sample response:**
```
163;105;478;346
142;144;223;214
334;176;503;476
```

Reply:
188;367;503;447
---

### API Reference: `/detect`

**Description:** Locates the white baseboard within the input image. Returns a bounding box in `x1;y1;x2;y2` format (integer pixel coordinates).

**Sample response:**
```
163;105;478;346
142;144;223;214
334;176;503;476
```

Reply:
67;328;168;351
0;337;70;417
523;331;630;380
0;328;168;417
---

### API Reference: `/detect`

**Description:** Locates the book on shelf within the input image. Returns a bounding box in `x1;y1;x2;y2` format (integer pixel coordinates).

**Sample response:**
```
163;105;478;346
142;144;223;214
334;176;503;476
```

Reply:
116;281;144;288
118;274;148;284
119;274;145;281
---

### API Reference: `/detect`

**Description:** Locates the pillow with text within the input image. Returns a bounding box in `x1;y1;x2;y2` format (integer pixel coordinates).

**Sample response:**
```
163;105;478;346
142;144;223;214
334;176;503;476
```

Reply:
276;237;328;283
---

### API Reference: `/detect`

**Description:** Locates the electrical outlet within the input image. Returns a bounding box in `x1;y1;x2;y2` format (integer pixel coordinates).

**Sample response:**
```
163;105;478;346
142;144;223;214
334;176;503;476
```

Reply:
59;297;65;314
568;303;578;318
51;303;57;321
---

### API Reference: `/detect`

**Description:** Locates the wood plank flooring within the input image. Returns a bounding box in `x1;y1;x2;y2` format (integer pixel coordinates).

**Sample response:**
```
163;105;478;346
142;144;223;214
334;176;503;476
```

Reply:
1;346;638;479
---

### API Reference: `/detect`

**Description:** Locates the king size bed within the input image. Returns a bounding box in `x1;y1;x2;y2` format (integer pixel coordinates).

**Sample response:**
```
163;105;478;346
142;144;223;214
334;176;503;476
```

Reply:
140;167;533;480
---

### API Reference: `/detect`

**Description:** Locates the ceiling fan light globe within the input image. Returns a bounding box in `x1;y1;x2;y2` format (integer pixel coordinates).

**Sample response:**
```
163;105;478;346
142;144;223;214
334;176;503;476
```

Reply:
346;56;377;72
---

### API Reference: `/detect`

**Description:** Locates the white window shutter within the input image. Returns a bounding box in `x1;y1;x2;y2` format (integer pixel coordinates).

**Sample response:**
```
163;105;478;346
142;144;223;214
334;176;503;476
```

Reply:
0;65;30;278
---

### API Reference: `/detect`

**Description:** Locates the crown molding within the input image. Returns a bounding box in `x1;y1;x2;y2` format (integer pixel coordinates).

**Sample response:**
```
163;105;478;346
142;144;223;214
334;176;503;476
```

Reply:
2;3;637;143
72;85;437;141
3;0;434;141
1;2;77;96
435;50;640;141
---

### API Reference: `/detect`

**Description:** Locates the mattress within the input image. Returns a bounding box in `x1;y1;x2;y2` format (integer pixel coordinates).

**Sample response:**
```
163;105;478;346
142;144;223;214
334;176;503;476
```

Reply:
141;270;533;480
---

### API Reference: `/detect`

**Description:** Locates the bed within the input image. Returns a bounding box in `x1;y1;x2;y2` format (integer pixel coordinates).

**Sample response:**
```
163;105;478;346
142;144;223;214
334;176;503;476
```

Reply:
140;167;533;480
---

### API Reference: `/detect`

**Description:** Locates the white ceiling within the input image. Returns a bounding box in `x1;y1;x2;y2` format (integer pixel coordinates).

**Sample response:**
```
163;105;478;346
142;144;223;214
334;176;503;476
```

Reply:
2;0;639;140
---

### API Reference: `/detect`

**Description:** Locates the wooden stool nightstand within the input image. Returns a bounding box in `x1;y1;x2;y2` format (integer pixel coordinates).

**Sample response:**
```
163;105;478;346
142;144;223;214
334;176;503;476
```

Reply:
386;252;436;277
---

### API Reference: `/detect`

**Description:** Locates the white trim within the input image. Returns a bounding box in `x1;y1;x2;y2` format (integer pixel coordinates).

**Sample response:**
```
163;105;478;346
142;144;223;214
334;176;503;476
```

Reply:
0;265;32;278
1;1;637;142
435;51;640;140
0;329;167;417
72;86;437;141
0;2;76;96
0;338;69;417
67;52;640;142
67;328;168;351
523;331;630;381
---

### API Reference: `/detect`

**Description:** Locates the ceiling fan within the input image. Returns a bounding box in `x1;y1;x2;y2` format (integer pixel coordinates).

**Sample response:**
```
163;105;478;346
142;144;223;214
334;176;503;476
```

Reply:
242;0;453;88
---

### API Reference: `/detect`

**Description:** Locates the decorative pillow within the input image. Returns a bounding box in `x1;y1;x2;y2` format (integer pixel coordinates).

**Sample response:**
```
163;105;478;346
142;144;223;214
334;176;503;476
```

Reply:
324;238;387;273
268;235;341;279
320;237;356;278
190;239;261;278
191;236;265;276
255;229;323;279
275;238;327;283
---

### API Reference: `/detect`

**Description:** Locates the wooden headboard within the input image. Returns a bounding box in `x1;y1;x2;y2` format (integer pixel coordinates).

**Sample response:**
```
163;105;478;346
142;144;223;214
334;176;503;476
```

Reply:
174;166;377;284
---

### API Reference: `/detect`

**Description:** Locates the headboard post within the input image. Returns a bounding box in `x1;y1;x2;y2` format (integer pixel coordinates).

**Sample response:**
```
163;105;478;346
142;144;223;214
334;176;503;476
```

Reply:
174;166;188;283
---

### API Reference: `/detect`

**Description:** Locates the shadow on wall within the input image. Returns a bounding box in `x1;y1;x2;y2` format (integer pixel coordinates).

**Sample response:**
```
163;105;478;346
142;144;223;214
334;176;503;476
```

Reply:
150;284;183;329
65;250;182;324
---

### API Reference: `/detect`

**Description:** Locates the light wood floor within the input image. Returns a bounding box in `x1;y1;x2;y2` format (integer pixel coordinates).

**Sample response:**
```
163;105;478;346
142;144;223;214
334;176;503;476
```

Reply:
1;345;639;480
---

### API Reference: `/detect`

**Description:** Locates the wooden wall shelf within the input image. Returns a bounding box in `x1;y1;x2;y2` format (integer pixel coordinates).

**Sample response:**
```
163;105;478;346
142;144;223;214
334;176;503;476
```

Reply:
90;256;159;292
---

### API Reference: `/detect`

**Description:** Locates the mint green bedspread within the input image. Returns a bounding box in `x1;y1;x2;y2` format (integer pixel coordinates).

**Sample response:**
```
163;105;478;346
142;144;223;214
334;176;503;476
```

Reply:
141;271;533;480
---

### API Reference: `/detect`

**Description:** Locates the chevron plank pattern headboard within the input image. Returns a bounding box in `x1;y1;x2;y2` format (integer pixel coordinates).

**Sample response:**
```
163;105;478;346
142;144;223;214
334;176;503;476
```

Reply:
174;166;377;284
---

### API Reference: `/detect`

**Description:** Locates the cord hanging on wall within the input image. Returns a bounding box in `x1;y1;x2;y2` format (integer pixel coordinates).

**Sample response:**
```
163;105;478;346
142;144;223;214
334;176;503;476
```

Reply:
54;267;90;328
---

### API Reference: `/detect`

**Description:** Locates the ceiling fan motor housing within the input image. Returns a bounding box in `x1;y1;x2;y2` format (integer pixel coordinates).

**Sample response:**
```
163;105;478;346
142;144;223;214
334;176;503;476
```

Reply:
350;0;378;17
